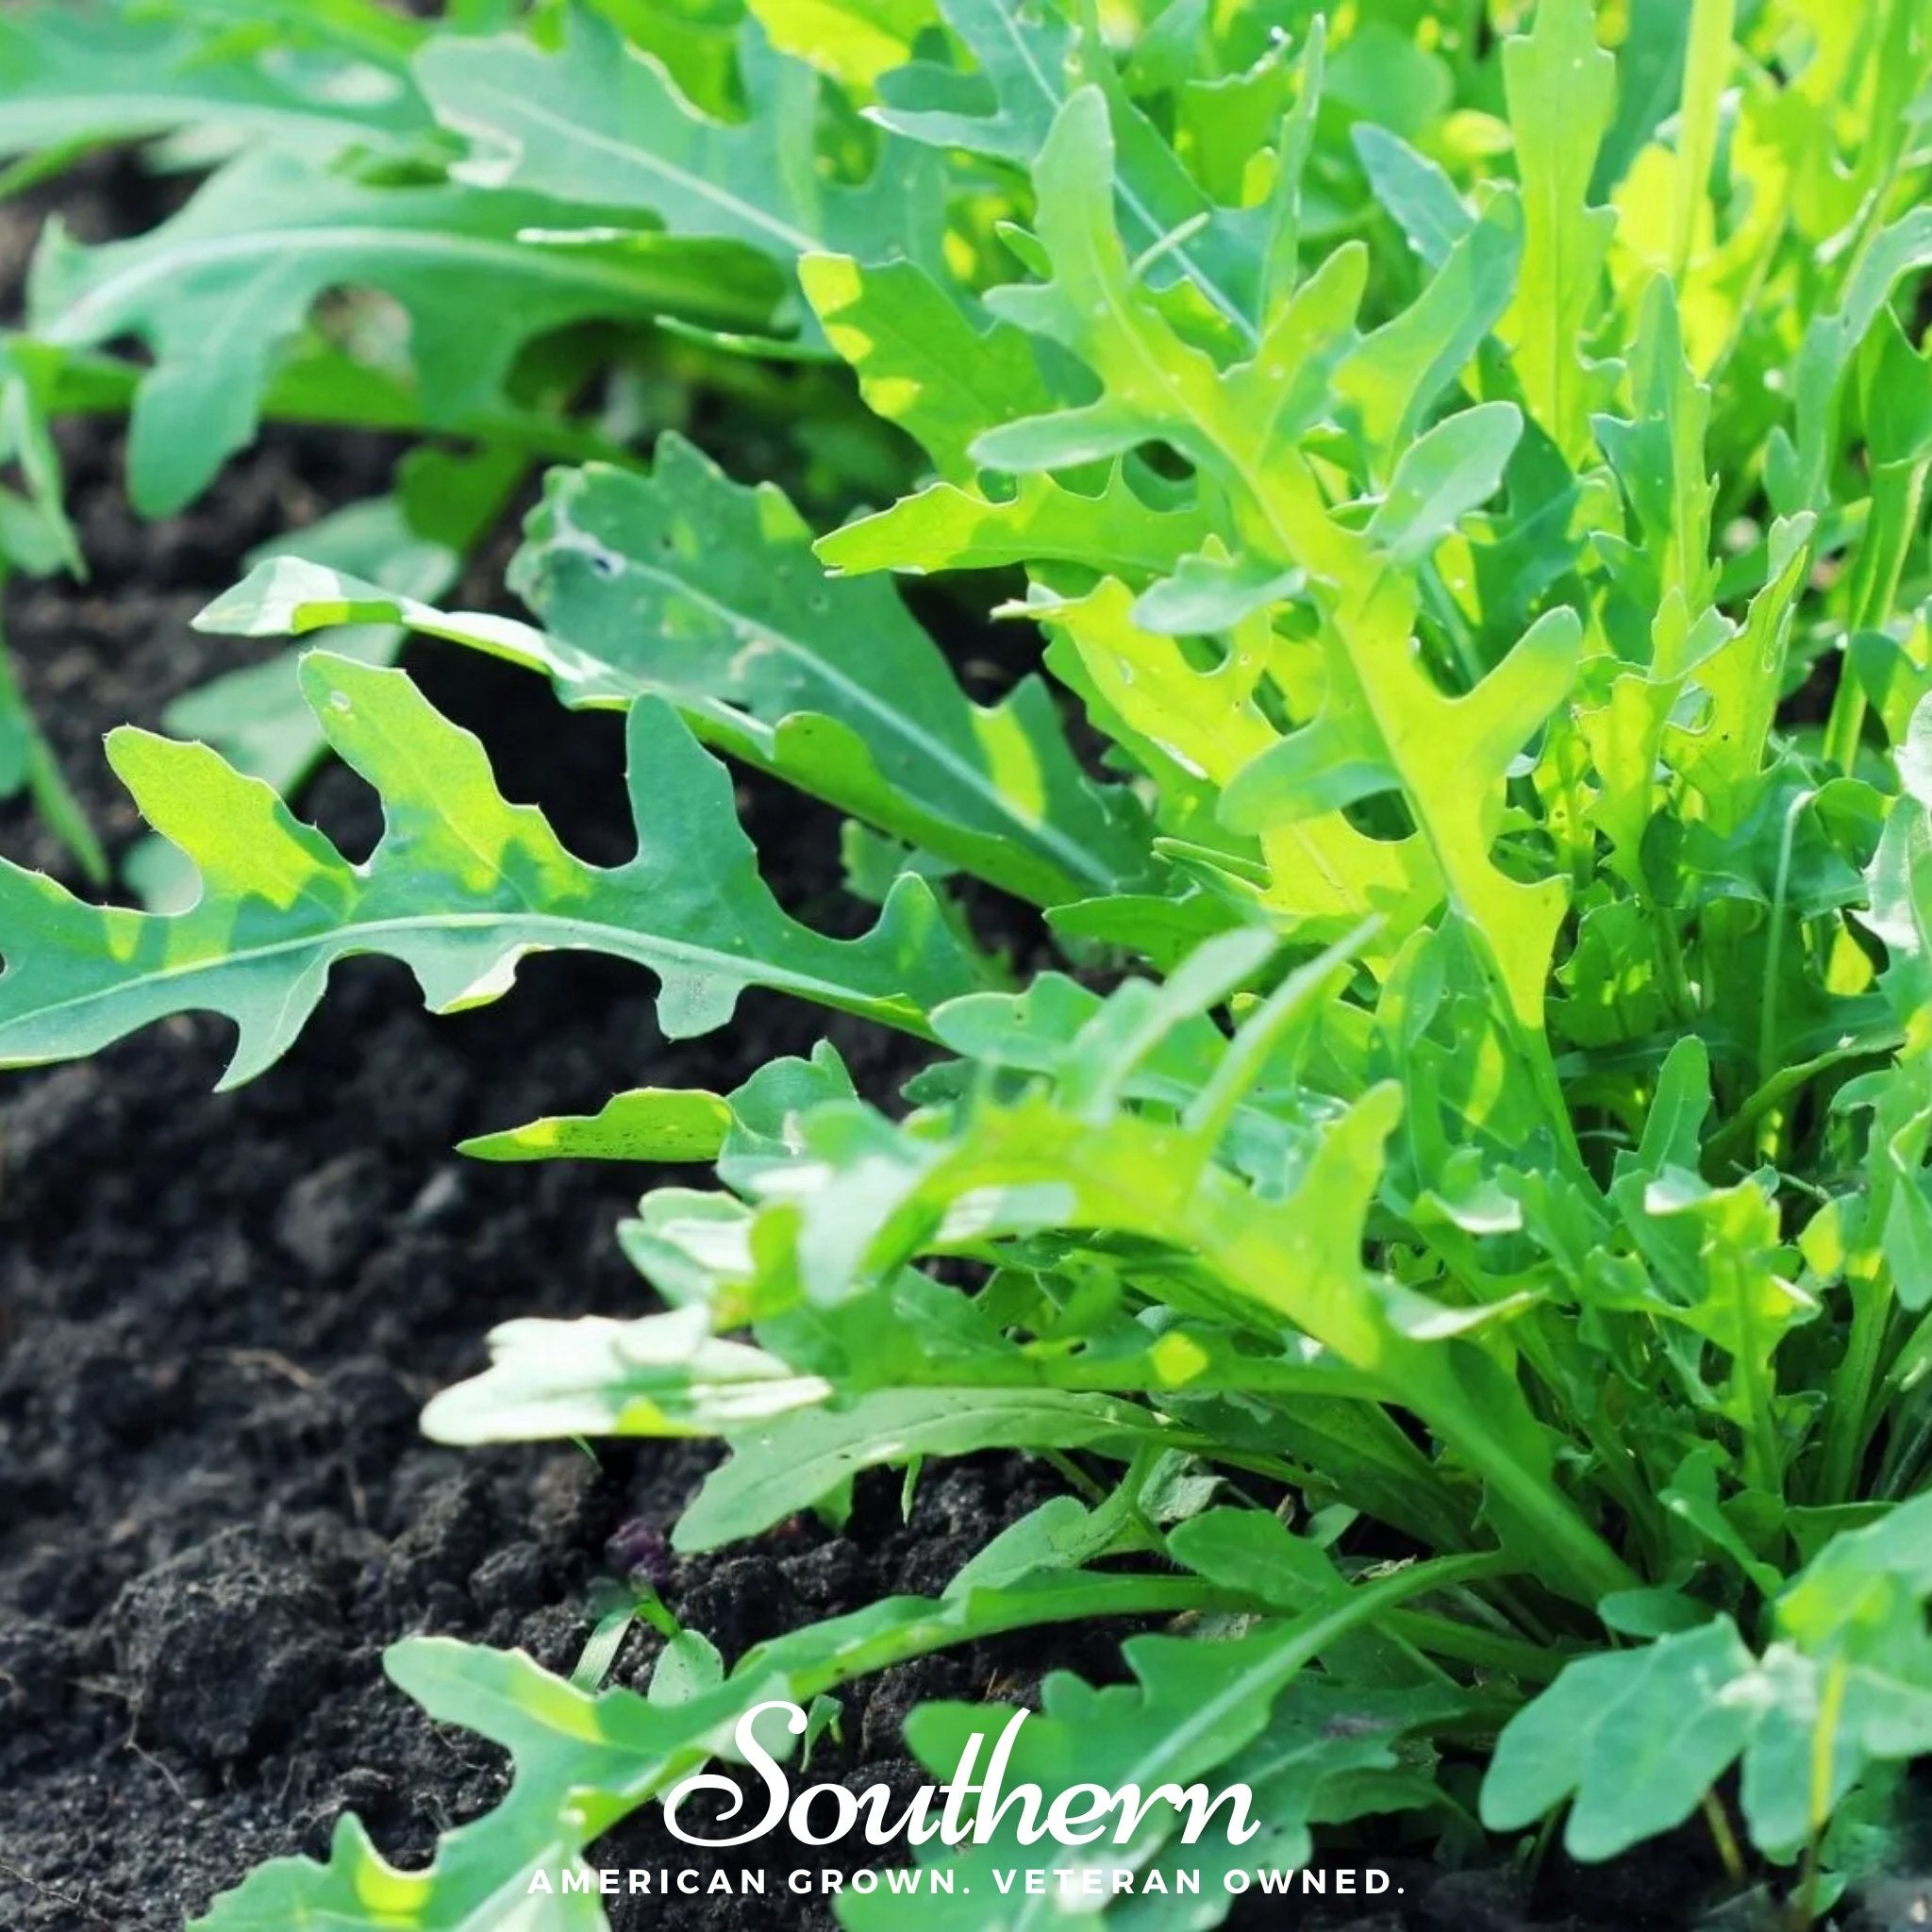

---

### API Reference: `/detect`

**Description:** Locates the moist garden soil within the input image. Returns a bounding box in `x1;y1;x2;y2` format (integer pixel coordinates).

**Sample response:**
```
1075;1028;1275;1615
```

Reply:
0;169;1903;1932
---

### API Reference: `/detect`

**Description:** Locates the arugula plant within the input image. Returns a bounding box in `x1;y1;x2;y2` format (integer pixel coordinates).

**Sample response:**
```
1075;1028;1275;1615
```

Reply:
0;0;912;874
8;0;1932;1923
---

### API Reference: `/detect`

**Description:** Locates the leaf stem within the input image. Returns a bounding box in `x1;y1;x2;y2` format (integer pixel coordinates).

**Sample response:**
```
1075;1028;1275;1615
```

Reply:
1823;462;1928;772
1759;787;1818;1088
1792;1657;1849;1930
1384;1607;1563;1683
1818;1272;1889;1504
1707;1037;1898;1171
1700;1788;1747;1889
1041;1449;1109;1506
1195;1213;1631;1604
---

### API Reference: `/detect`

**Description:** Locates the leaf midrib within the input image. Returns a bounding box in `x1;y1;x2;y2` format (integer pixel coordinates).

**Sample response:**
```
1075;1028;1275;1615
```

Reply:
8;90;407;145
988;8;1257;346
541;516;1119;891
0;905;935;1049
42;224;735;343
430;67;819;258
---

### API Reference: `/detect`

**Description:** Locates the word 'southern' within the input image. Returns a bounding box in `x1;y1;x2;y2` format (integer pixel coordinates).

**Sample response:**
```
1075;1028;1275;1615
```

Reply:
661;1701;1259;1851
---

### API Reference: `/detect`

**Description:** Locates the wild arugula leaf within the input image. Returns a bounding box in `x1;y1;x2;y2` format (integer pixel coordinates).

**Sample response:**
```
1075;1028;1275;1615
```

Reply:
0;2;428;163
746;0;937;93
458;1087;734;1165
1497;0;1616;466
873;0;1261;341
675;1388;1184;1549
1482;1616;1763;1859
0;655;981;1083
968;89;1585;1086
1486;1495;1932;1861
130;452;523;911
575;930;1631;1603
199;436;1146;907
29;154;778;513
0;339;100;879
422;1304;834;1444
1334;186;1523;475
417;10;941;331
799;253;1055;479
816;466;1212;582
850;1551;1504;1930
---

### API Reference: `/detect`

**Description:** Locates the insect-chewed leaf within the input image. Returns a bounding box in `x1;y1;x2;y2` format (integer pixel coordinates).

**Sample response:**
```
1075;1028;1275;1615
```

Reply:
30;154;778;516
0;655;982;1087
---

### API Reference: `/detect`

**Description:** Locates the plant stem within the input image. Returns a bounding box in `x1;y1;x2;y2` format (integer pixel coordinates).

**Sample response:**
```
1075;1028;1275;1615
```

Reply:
1819;1271;1889;1504
1707;1037;1899;1171
1384;1608;1563;1683
1196;1218;1632;1604
1700;1789;1747;1889
1759;788;1818;1087
1225;1278;1630;1605
1822;461;1928;773
1041;1449;1108;1505
1033;1124;1636;1607
1792;1657;1850;1930
1516;1325;1667;1570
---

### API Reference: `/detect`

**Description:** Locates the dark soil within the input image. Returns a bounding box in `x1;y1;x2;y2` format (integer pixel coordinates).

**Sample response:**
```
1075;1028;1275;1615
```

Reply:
0;163;1908;1932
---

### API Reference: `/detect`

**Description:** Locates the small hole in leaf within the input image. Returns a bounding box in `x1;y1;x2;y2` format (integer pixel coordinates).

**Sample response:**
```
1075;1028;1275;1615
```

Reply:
1341;790;1416;842
1137;441;1194;484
